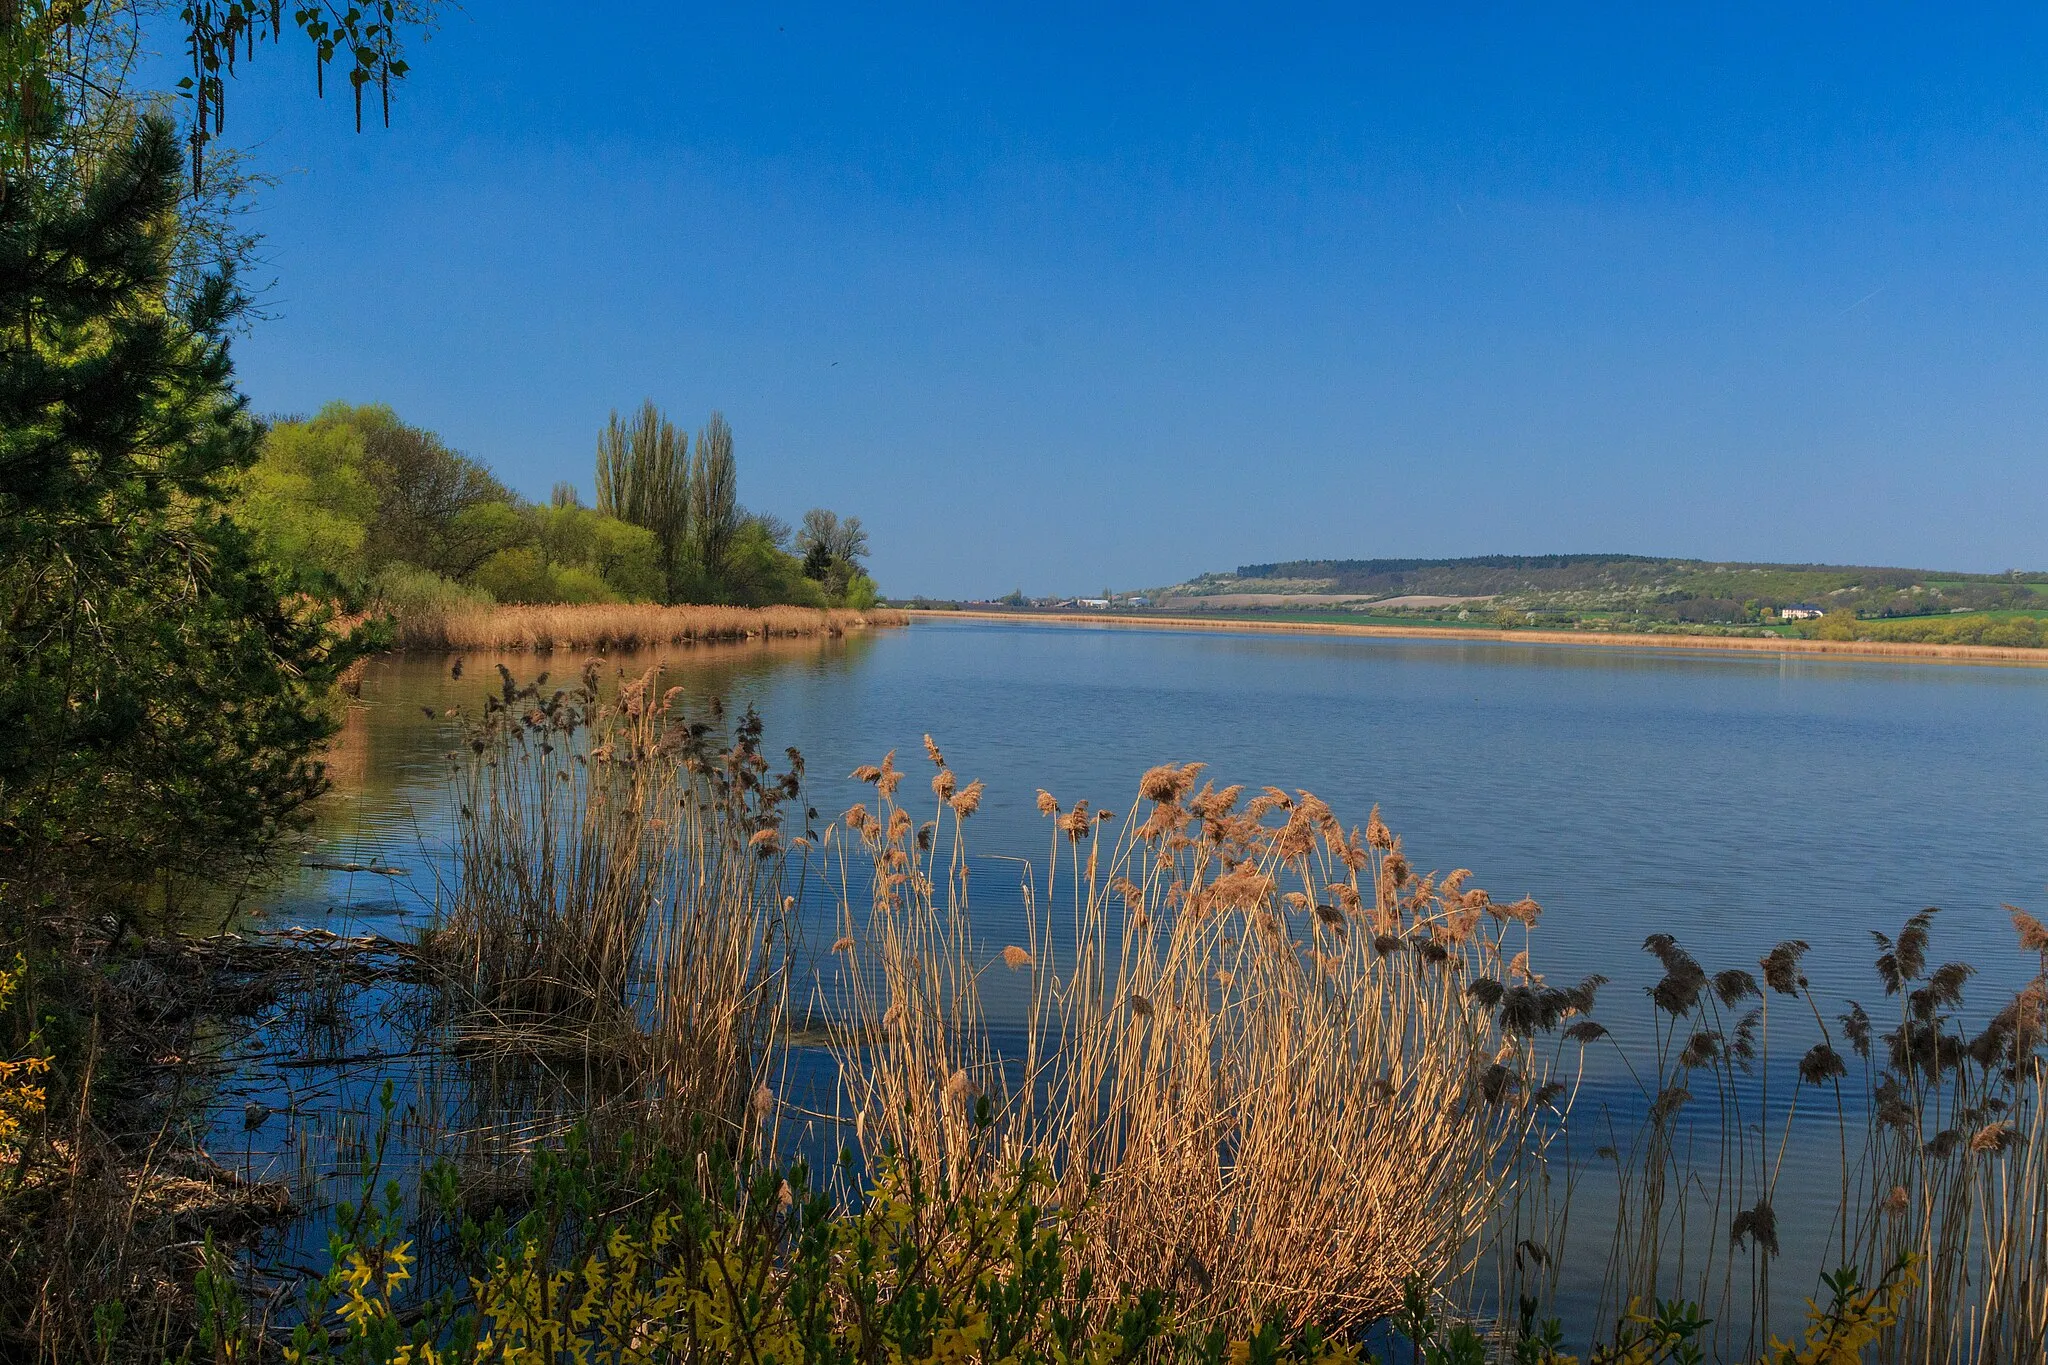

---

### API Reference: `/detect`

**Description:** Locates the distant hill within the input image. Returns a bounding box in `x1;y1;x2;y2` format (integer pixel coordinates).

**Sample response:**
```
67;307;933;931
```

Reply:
1150;554;2047;627
1232;554;1669;597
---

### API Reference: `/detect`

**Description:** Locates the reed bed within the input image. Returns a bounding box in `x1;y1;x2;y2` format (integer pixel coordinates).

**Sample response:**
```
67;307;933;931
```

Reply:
437;660;801;1143
825;741;1593;1331
425;681;2048;1359
394;601;904;652
1854;915;2048;1363
1549;911;2048;1362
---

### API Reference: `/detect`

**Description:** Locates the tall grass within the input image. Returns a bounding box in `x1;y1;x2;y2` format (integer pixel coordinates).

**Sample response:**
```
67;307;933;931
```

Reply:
1553;912;2048;1362
825;743;1591;1331
394;601;904;652
1850;910;2048;1359
439;661;801;1142
430;691;2048;1358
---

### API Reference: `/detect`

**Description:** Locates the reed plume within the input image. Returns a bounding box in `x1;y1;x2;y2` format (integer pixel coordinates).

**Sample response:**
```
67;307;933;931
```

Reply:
439;662;798;1143
392;601;903;652
1562;907;2048;1363
827;747;1575;1329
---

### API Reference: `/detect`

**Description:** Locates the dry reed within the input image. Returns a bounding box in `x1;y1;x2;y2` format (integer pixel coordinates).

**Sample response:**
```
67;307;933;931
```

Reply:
395;602;904;653
826;748;1592;1331
423;682;2048;1357
438;660;800;1143
1846;908;2048;1361
1556;911;2048;1362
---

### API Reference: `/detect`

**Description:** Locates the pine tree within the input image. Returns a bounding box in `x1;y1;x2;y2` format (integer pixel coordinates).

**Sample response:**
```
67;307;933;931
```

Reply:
0;114;346;908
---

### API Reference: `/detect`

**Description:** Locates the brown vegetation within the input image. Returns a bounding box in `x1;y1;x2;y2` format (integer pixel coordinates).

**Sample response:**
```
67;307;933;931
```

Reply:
1538;910;2048;1361
828;746;1574;1329
436;660;799;1144
420;689;2048;1355
424;684;1552;1332
394;601;905;652
0;929;389;1362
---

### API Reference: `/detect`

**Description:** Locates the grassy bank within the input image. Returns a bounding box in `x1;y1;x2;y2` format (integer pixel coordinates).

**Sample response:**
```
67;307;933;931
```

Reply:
912;607;2048;666
390;601;906;652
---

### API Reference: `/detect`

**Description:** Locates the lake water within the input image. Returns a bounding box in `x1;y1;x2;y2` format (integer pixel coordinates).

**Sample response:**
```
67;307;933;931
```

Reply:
235;618;2048;1335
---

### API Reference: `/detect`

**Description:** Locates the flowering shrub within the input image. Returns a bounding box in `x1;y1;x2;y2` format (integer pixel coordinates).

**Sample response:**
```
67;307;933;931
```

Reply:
0;955;49;1165
285;1121;1361;1365
1755;1258;1918;1365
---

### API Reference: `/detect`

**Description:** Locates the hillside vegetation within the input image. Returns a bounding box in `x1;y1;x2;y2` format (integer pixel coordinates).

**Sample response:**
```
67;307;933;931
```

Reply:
1155;553;2048;634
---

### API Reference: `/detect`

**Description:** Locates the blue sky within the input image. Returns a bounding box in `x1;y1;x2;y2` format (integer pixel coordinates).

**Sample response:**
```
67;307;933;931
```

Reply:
197;3;2048;595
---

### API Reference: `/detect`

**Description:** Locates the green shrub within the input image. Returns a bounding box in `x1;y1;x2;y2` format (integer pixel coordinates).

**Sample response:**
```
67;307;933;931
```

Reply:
534;505;664;601
844;572;881;611
546;563;620;605
720;518;830;607
369;564;495;618
235;416;379;594
467;509;666;604
284;1120;1362;1365
1798;611;2047;648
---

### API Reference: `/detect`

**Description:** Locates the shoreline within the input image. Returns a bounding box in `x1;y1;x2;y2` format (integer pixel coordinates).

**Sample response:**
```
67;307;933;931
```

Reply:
386;603;907;653
906;608;2048;667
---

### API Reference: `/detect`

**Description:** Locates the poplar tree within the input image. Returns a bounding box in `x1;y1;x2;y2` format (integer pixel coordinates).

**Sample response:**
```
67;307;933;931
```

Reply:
689;410;739;591
594;400;691;596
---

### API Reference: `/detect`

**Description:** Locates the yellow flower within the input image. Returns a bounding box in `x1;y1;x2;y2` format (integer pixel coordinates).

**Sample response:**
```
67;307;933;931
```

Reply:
0;956;51;1160
1757;1256;1919;1365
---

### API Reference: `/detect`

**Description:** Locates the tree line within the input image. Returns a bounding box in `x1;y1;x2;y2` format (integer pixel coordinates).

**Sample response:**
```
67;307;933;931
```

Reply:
236;400;878;615
1800;609;2047;649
